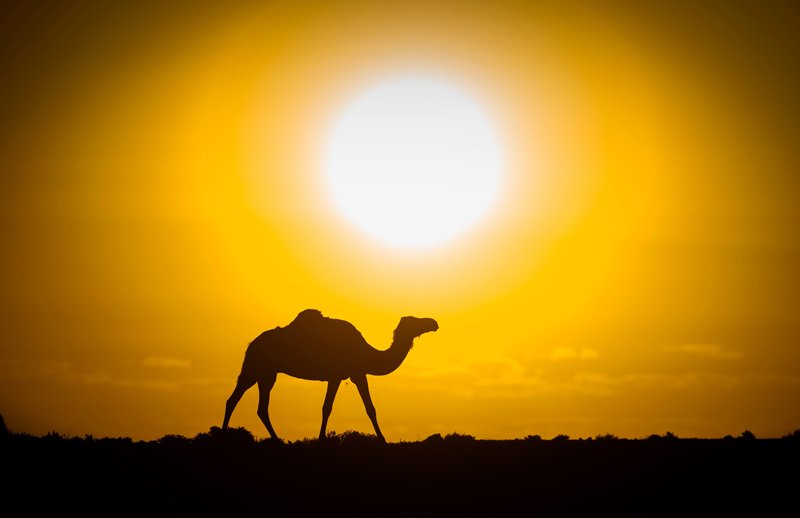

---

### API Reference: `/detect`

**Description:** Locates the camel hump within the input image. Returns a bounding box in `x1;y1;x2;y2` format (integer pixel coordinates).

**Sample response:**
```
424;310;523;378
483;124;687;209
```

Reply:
286;309;366;345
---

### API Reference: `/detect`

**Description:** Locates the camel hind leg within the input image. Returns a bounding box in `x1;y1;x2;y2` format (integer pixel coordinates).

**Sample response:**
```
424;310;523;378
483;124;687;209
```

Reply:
257;373;279;440
223;375;256;429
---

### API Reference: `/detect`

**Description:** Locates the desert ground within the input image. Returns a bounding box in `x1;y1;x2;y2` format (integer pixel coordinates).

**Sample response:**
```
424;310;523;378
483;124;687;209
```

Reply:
3;426;797;515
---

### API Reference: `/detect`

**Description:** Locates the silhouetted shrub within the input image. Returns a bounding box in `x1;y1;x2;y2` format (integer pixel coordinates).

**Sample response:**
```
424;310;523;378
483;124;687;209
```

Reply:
524;434;542;442
594;433;619;441
739;430;756;441
444;432;476;444
646;434;662;441
194;426;256;447
322;430;344;444
336;429;380;446
663;431;678;441
292;435;322;445
42;431;68;442
317;429;381;447
781;429;800;441
552;434;570;442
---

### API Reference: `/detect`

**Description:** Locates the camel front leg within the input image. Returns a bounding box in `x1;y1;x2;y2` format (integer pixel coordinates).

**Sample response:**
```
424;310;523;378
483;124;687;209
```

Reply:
257;374;279;440
319;379;341;440
351;374;386;444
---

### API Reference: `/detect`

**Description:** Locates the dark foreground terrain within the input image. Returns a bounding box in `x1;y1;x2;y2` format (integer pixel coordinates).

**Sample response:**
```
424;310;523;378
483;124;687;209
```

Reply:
3;428;798;515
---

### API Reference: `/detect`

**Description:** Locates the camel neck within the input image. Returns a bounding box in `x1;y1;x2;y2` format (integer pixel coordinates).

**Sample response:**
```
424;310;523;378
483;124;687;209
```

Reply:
367;333;415;376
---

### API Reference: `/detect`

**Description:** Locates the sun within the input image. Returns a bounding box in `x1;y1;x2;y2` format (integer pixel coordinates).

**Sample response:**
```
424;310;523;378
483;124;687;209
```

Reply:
325;75;504;248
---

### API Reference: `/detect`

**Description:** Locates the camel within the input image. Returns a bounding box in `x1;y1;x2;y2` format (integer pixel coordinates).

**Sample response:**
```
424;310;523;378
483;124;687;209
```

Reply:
222;309;439;443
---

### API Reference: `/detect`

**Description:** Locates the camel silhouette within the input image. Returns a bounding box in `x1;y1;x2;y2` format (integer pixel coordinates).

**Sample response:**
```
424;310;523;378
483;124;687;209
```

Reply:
222;309;439;443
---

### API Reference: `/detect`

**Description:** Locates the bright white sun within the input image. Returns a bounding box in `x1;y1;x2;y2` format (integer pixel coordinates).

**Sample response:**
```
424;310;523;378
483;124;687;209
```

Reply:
325;76;503;248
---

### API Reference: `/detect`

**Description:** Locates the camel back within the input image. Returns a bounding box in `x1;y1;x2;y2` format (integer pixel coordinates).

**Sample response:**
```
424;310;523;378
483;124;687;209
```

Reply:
246;309;367;354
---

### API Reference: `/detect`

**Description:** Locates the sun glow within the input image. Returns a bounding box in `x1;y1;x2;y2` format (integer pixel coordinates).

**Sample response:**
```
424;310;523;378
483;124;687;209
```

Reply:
325;76;504;248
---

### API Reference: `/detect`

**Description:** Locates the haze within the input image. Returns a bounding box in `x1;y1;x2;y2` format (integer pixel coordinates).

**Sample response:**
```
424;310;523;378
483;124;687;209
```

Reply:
1;0;798;441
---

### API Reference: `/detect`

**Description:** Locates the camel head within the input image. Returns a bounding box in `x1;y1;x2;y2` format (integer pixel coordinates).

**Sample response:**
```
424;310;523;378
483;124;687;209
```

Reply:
394;316;439;341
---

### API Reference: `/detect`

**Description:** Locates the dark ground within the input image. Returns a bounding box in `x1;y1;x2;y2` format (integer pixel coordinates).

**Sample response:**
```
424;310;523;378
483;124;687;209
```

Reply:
3;427;798;516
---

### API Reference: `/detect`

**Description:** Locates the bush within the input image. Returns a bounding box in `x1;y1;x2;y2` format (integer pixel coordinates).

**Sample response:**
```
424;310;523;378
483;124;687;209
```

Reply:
323;430;381;446
193;426;256;447
739;430;756;441
781;429;800;441
444;432;476;443
43;431;68;442
594;433;619;441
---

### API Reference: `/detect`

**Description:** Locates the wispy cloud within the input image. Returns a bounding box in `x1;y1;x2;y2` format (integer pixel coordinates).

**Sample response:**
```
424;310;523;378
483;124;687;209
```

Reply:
549;347;599;362
664;344;742;359
394;354;750;400
142;356;191;369
0;359;225;392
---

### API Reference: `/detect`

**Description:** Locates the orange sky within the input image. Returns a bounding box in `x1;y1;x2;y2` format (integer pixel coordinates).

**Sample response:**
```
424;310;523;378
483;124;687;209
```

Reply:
1;0;798;441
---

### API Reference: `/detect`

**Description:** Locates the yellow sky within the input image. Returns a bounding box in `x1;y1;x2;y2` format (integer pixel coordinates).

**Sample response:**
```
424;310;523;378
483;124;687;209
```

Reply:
1;0;798;440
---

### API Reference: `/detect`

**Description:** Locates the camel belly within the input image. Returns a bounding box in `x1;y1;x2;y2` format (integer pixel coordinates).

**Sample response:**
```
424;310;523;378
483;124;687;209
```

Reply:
247;338;368;382
279;365;351;382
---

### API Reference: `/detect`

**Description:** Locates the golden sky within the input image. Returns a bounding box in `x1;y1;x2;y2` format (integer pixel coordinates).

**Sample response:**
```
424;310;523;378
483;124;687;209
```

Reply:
1;0;798;441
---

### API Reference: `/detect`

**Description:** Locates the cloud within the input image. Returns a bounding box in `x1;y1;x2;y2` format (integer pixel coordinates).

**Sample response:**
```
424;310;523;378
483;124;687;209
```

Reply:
142;356;191;369
393;352;751;400
664;344;742;359
549;347;599;361
0;358;225;392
